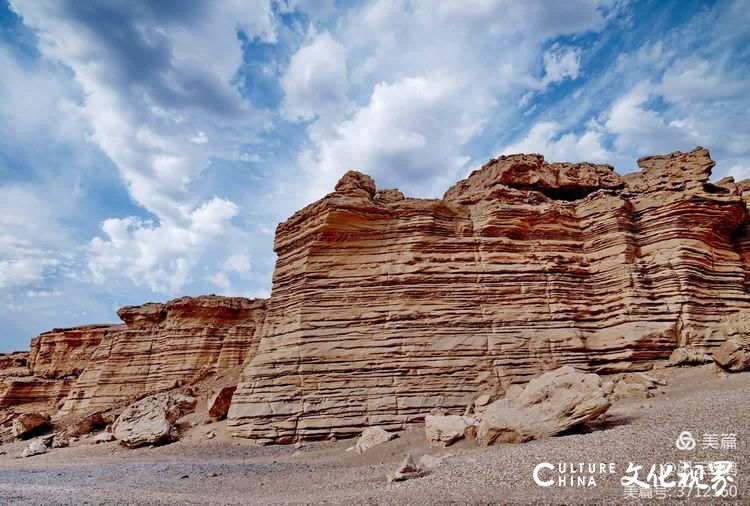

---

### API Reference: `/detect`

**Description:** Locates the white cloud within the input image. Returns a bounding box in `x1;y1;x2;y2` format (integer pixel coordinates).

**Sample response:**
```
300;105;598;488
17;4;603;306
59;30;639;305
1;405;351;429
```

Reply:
207;253;252;293
281;31;348;121
88;198;240;293
542;44;582;85
10;1;274;293
301;73;492;197
502;121;611;163
293;0;617;198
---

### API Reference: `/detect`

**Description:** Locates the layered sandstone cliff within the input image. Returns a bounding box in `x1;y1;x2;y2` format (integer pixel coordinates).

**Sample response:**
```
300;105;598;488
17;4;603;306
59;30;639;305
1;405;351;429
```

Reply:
227;147;750;443
0;324;122;412
59;296;266;415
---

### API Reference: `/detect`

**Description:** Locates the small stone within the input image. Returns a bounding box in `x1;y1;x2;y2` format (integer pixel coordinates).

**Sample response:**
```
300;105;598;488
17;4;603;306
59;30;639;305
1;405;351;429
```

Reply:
21;441;48;458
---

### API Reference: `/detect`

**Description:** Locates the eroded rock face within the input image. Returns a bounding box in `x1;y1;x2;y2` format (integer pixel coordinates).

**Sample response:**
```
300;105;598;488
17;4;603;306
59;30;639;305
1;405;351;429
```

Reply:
229;147;750;443
60;296;266;415
476;367;610;445
29;325;124;379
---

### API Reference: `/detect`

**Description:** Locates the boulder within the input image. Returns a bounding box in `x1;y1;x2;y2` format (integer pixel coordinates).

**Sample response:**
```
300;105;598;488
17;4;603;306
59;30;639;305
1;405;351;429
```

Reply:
667;347;713;367
425;415;477;447
611;372;665;400
207;386;237;421
21;440;47;458
113;392;197;448
387;454;425;482
65;411;108;437
12;412;51;439
477;367;610;445
714;340;750;372
354;427;397;454
713;313;750;372
51;432;69;448
93;432;116;444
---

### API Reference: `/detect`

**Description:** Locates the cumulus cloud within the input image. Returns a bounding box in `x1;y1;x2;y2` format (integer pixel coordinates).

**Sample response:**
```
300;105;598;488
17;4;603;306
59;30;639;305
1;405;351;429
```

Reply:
89;198;240;293
292;0;617;198
542;44;582;85
502;121;610;163
281;31;348;121
10;0;272;293
301;73;492;197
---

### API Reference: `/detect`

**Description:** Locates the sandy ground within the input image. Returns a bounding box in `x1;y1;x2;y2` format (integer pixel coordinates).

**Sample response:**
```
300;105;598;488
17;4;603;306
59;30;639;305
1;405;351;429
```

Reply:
0;366;748;505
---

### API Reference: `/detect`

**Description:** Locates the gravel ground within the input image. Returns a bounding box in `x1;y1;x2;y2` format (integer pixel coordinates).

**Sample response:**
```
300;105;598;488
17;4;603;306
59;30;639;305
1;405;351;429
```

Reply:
0;366;748;505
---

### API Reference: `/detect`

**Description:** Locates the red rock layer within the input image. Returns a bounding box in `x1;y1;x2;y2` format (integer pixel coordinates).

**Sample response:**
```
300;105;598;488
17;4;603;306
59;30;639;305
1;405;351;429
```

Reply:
0;326;119;412
228;147;750;443
59;296;266;415
29;324;124;379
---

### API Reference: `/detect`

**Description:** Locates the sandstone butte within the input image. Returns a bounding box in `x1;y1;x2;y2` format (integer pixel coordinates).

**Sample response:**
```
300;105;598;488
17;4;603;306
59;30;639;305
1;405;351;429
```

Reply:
2;147;750;444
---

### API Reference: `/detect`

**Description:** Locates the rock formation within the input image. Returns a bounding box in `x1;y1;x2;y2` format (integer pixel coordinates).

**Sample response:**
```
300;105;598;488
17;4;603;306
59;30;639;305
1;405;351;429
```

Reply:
3;146;750;448
228;147;750;443
476;367;610;444
60;296;266;415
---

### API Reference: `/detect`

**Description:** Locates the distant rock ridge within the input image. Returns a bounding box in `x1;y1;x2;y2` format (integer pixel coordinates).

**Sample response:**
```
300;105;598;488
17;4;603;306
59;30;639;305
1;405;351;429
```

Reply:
2;147;750;446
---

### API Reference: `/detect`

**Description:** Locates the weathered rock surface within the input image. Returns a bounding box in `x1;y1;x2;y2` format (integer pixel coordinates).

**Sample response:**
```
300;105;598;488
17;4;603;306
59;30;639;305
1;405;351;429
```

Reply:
12;412;51;439
476;367;610;445
354;427;397;453
60;296;266;415
610;372;665;400
1;326;117;412
387;454;425;482
229;147;750;443
20;440;48;458
425;415;477;447
93;432;116;444
29;325;123;379
714;313;750;372
208;386;237;421
667;347;713;367
112;393;197;448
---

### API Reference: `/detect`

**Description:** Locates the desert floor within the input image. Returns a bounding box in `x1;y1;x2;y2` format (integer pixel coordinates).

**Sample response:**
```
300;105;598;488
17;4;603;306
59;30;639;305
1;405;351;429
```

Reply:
0;366;748;505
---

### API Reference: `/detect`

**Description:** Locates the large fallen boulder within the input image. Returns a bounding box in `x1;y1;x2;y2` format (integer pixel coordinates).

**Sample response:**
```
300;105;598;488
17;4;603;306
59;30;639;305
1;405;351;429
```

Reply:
65;411;109;438
112;393;197;448
207;386;237;421
714;340;750;372
12;412;51;439
714;313;750;372
477;367;610;445
354;427;397;453
667;347;713;367
425;414;477;447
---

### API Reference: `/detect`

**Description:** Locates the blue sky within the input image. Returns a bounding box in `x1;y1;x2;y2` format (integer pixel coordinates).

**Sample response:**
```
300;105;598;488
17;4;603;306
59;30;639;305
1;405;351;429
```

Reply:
0;0;749;351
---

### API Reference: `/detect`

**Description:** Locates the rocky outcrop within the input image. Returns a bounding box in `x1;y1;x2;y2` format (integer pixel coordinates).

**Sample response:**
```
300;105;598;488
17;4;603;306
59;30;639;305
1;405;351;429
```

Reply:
60;296;266;415
1;326;118;411
476;367;610;444
29;325;124;379
229;147;750;443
